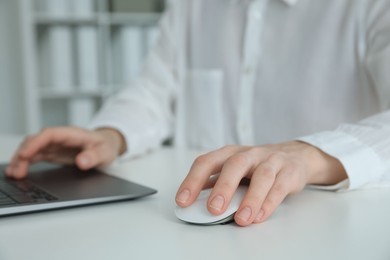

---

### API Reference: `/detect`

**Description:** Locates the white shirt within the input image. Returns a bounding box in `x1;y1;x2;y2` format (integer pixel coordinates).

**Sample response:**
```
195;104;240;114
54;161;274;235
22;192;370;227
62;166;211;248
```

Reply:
90;0;390;191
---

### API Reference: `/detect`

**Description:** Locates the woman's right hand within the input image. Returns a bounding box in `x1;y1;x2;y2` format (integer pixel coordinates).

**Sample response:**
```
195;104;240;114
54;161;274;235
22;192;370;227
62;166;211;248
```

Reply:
5;126;126;179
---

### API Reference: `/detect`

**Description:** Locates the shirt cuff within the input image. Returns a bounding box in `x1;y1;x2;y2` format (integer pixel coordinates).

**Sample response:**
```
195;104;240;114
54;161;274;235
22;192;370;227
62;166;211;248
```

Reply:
297;131;384;191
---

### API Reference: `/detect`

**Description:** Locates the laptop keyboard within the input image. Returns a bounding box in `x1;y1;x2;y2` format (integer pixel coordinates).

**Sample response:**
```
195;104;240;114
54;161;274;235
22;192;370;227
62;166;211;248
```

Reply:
0;179;57;207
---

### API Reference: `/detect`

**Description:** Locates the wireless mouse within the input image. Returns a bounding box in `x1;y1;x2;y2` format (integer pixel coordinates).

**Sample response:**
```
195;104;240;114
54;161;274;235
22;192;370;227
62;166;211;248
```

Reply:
174;185;248;225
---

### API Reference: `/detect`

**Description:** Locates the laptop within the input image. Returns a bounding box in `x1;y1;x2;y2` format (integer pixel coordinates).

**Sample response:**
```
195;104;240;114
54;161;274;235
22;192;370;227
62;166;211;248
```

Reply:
0;162;157;217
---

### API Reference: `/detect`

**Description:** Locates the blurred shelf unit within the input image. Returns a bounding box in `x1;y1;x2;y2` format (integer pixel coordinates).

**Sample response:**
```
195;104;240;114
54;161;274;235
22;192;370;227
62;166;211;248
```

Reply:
19;0;164;132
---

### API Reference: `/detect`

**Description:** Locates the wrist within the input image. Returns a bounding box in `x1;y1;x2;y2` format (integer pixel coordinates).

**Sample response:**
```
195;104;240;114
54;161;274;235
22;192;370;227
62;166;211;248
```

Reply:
300;141;348;185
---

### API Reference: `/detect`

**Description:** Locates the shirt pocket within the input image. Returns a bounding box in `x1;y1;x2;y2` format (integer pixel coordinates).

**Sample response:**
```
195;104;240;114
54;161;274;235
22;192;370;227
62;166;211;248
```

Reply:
185;69;225;149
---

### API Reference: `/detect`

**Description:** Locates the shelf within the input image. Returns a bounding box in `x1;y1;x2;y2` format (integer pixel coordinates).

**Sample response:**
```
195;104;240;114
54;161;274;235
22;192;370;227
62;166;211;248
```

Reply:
108;13;161;26
20;0;165;132
34;13;99;25
39;88;111;99
34;13;161;26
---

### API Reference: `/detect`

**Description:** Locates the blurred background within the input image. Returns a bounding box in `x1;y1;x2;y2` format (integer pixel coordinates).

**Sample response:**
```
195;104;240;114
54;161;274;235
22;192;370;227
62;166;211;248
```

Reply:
0;0;167;135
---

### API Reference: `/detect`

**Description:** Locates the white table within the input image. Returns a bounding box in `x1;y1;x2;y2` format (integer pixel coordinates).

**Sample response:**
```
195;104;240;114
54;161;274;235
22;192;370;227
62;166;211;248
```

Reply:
0;136;390;260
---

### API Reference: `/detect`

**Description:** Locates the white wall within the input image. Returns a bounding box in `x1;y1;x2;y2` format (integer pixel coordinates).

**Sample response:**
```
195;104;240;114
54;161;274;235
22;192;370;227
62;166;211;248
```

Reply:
0;0;26;134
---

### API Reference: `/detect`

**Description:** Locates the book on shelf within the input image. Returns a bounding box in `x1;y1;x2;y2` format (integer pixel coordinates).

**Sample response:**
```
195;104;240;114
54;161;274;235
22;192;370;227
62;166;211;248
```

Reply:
44;26;74;91
37;0;74;91
75;26;99;91
113;26;144;86
72;0;99;91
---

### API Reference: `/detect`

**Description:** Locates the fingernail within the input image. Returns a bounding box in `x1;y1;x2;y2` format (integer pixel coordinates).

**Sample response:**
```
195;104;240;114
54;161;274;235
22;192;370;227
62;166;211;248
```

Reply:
237;207;252;222
210;195;224;212
176;189;190;203
255;209;264;222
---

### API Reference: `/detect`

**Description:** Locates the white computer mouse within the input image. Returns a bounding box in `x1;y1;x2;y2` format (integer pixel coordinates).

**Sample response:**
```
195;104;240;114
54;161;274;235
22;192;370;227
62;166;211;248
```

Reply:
174;185;248;225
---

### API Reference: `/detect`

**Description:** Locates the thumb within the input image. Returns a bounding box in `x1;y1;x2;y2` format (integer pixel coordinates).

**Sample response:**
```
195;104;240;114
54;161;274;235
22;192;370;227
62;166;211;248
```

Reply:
75;147;111;170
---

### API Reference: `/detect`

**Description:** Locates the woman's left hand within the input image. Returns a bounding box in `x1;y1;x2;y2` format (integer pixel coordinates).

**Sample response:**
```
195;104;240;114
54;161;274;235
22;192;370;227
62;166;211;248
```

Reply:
175;141;347;227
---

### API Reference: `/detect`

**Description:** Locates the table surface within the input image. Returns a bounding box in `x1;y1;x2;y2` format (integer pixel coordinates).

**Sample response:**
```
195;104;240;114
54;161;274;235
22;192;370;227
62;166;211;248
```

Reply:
0;135;390;260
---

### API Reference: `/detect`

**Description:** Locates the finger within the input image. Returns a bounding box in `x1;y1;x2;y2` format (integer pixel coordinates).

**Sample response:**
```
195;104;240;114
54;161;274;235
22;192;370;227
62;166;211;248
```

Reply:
176;145;245;207
34;151;76;165
75;145;114;170
207;147;267;215
196;174;248;191
6;136;36;178
234;154;284;226
10;148;84;179
17;127;94;160
8;160;30;180
7;136;32;170
253;167;297;223
39;146;80;163
7;128;93;179
10;150;78;179
203;174;220;190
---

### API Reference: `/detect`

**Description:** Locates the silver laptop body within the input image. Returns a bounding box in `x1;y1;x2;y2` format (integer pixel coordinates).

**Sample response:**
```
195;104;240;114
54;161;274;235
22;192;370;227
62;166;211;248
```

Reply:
0;163;156;217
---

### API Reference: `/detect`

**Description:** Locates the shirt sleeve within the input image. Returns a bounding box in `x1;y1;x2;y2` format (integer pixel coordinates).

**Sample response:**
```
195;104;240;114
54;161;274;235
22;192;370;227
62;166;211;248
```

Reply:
298;2;390;191
88;2;180;160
